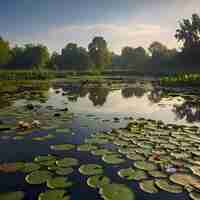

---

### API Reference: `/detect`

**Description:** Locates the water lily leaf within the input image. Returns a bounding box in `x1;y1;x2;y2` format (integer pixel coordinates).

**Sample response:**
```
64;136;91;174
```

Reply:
56;128;71;134
191;166;200;177
87;175;111;188
47;177;73;189
0;191;25;200
38;190;70;200
50;144;75;151
134;161;157;171
189;191;200;200
77;144;98;152
102;154;125;164
56;158;79;168
155;179;183;193
34;155;57;163
85;138;109;145
148;170;167;178
126;153;145;161
100;183;135;200
118;168;147;181
79;164;103;176
170;173;200;189
20;162;40;173
55;167;74;176
139;180;158;193
25;170;52;184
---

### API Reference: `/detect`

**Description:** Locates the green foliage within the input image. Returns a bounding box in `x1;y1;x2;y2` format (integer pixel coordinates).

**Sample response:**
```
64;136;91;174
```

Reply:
88;37;111;71
0;36;11;67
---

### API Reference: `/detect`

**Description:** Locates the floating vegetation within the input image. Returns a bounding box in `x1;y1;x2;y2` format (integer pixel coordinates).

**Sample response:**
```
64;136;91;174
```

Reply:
34;155;57;163
134;161;157;171
87;175;111;188
155;179;183;193
100;183;135;200
56;158;79;168
91;149;113;156
139;180;158;194
0;191;25;200
189;191;200;200
47;177;73;189
20;162;40;173
118;168;148;181
102;154;125;164
77;144;98;152
38;190;70;200
55;167;74;176
79;164;103;176
148;170;167;178
25;170;52;184
50;144;75;151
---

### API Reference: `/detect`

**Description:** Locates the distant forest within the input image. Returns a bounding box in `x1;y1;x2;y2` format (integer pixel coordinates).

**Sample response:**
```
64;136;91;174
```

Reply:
1;14;200;74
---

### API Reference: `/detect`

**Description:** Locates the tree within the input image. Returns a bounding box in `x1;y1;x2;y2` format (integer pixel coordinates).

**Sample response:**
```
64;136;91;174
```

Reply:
0;36;11;67
175;13;200;64
149;42;168;60
88;37;111;70
61;43;91;70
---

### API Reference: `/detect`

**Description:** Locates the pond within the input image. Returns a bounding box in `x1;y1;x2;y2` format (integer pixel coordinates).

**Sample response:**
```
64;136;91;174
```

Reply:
0;79;199;200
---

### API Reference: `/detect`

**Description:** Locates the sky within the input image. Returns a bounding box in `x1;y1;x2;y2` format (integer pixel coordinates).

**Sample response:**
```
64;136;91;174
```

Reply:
0;0;200;54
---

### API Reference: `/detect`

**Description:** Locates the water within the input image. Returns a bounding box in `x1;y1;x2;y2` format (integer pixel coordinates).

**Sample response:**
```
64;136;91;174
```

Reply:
0;80;199;200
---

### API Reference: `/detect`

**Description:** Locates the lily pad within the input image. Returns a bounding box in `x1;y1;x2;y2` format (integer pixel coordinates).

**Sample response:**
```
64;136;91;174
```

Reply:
148;170;167;178
102;154;125;164
189;191;200;200
77;144;98;151
56;158;79;167
170;173;200;189
118;168;147;181
56;167;74;176
38;190;70;200
79;164;103;176
20;162;40;173
91;149;113;156
139;180;158;193
34;155;57;163
87;175;111;188
0;191;25;200
25;170;52;184
47;177;73;189
155;179;183;193
191;166;200;177
50;144;75;151
100;183;135;200
134;161;157;171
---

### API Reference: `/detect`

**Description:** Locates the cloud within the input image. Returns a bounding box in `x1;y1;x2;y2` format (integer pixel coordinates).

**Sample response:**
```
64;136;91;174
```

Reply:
44;22;177;53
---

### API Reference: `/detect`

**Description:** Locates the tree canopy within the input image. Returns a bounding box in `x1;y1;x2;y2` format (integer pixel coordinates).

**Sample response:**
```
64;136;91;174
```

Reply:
0;37;11;67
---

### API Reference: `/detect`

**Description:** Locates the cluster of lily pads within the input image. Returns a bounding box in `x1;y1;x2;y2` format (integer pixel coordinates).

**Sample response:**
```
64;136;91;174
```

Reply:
1;118;200;200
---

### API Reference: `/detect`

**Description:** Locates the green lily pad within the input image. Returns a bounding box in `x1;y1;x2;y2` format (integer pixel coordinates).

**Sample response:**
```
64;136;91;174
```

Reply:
87;175;111;188
47;177;73;189
0;191;25;200
56;128;71;134
100;183;135;200
38;190;70;200
79;164;103;176
189;191;200;200
155;179;183;193
102;154;125;164
56;158;79;167
134;161;157;171
118;168;147;181
55;167;74;176
34;155;57;162
126;153;145;161
85;138;109;145
50;144;75;151
77;144;98;151
25;170;52;184
170;173;200;189
139;180;158;193
20;162;40;173
191;166;200;177
148;170;167;178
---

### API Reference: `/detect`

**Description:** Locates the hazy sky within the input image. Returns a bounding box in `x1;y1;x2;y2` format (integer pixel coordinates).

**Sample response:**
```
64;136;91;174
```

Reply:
0;0;200;53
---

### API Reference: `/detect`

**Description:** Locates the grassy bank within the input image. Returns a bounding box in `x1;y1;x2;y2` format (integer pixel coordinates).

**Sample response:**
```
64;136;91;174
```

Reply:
160;73;200;86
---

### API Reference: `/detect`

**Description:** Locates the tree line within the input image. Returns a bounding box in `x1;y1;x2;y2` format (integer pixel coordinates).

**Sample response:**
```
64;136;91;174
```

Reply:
1;13;200;73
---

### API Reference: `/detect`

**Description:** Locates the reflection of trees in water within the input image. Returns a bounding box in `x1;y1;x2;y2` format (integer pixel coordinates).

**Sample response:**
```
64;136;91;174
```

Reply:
88;87;109;106
147;89;163;103
121;87;146;98
173;101;200;123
